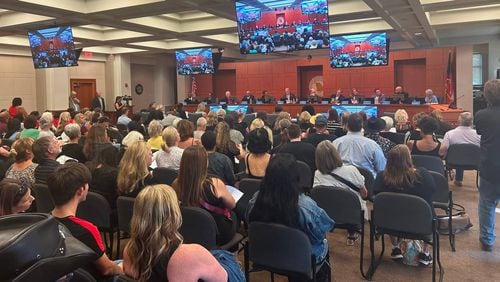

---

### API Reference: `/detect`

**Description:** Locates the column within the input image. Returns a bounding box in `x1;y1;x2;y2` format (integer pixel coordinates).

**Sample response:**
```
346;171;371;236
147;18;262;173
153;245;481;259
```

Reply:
456;45;473;111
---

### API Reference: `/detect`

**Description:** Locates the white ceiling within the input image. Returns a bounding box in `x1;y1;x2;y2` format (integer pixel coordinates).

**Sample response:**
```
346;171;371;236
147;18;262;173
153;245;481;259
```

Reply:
0;0;498;60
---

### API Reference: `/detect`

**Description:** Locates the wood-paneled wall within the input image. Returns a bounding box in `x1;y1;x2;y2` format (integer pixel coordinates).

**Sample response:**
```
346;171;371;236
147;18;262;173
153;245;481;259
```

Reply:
193;47;453;101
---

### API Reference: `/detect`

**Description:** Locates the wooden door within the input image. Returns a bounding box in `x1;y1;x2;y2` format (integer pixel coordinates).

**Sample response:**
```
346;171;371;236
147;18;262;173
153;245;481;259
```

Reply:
70;79;96;109
395;59;426;98
298;65;323;99
213;70;236;99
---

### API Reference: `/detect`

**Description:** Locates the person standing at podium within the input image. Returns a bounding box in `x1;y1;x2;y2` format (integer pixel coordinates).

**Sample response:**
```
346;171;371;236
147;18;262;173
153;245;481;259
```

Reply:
281;87;297;104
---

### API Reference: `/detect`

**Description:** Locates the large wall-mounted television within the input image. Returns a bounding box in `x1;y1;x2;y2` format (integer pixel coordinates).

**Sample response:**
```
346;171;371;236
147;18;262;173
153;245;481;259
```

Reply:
176;48;214;75
332;105;378;118
28;26;78;69
329;32;389;68
236;0;330;55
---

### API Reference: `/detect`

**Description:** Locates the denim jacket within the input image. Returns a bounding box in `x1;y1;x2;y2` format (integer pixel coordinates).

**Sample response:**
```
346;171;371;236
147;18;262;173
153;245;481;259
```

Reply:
247;192;335;263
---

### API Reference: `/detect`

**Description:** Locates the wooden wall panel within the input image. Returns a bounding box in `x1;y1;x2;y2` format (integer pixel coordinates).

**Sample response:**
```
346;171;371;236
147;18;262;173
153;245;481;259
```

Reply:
196;47;452;103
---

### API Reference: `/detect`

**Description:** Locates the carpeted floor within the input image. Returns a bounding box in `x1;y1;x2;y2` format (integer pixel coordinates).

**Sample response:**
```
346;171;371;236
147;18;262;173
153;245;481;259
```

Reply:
243;170;500;281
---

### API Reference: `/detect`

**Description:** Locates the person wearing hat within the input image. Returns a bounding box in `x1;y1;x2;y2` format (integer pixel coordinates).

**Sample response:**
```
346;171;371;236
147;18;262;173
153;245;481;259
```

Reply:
365;117;396;158
305;114;336;147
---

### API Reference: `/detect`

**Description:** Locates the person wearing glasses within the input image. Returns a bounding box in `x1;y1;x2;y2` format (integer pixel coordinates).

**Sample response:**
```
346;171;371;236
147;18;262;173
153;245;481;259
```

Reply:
0;178;35;216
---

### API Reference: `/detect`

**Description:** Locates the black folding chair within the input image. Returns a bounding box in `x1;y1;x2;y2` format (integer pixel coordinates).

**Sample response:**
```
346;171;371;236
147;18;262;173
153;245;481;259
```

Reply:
369;192;443;282
429;171;455;252
379;131;406;144
180;206;244;251
32;183;55;213
235;178;261;227
152;167;178;185
355;166;374;201
244;221;331;282
445;144;480;188
76;192;118;258
116;196;135;259
310;186;368;279
296;160;313;193
411;155;445;175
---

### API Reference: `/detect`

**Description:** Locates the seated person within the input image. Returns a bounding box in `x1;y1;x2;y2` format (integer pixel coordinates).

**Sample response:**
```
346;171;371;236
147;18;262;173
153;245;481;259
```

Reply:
59;123;87;163
305;115;336;147
261;90;275;104
117;141;156;198
155;127;184;170
241;90;256;104
275;124;316;171
183;93;199;104
247;154;334;265
307;89;322;104
177;120;199;149
0;178;35;216
424;89;438;104
313;141;367;245
203;92;218;104
172;146;237;245
280;88;297;104
407;116;441;157
123;185;227;281
373;145;436;265
245;128;272;179
201;131;236;186
48;162;123;279
5;138;38;189
393;86;410;104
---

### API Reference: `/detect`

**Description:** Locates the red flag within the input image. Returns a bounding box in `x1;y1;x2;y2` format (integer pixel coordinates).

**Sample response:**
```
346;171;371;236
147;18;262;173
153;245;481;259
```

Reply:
445;51;454;104
191;76;197;96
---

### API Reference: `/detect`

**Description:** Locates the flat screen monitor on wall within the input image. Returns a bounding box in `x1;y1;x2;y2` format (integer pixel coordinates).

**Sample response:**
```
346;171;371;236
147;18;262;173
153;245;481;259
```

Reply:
176;48;214;75
235;0;330;55
28;26;78;69
329;32;389;68
332;105;378;118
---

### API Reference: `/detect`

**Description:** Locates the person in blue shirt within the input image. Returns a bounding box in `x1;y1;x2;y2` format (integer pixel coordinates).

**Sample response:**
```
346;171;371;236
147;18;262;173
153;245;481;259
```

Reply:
247;153;334;265
424;89;439;104
332;113;387;177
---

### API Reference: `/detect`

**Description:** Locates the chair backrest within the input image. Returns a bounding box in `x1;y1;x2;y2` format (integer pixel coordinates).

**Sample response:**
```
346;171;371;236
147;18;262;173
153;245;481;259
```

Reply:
373;192;433;235
32;183;55;213
355;166;374;199
411;155;445;175
296;160;312;193
153;167;178;185
248;222;313;279
310;186;362;226
238;178;261;208
446;144;480;169
429;171;450;204
379;132;406;144
76;192;111;228
116;196;135;233
180;206;217;250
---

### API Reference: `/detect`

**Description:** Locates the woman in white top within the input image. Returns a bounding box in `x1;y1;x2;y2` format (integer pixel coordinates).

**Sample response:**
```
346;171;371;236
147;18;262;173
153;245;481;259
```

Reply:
313;140;368;246
155;126;184;170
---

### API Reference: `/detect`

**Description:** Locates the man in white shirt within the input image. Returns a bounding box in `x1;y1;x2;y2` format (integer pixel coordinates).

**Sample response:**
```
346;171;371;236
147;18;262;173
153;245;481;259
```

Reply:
439;111;481;186
117;107;132;126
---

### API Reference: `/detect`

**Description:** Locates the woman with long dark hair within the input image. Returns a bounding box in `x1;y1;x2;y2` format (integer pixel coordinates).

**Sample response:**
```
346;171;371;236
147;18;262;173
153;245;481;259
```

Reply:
373;145;436;265
247;153;334;264
172;145;236;245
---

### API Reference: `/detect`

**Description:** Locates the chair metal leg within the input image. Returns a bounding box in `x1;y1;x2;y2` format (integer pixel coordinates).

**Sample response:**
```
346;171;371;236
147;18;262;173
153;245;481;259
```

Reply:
108;230;114;259
359;212;369;279
476;171;479;189
432;231;437;282
436;230;444;282
244;242;250;282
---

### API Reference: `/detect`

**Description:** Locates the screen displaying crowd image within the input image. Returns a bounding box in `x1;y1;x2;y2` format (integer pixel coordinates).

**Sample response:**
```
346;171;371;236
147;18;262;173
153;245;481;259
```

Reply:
329;32;389;68
28;26;78;69
332;105;378;118
236;0;330;54
209;105;249;114
176;48;215;75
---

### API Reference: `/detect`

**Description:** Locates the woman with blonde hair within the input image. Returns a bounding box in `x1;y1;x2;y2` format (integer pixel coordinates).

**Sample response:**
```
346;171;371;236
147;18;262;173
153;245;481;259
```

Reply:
373;145;436;264
249;118;273;145
394;109;410;133
117;141;156;197
172;146;236;245
206;111;218;131
5;138;38;189
147;120;164;151
56;111;71;136
123;185;227;282
155;126;184;170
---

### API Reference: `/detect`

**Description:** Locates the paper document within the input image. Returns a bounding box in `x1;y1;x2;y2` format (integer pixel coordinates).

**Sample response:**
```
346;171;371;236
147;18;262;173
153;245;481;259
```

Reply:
226;185;244;203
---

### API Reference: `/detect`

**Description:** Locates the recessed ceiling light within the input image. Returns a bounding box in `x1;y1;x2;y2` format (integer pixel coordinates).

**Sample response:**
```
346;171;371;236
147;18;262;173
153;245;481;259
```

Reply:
414;32;423;36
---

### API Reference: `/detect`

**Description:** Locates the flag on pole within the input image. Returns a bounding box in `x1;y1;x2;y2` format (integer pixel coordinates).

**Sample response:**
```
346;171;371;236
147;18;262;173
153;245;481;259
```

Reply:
191;76;197;96
445;50;454;104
